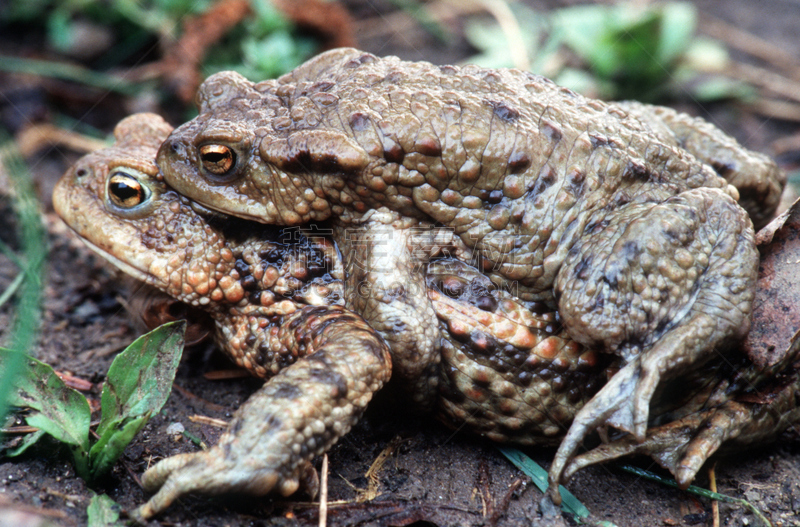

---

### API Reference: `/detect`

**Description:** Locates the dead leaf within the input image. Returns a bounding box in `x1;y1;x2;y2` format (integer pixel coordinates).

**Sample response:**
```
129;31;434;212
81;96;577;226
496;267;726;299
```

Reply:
123;285;213;346
742;197;800;368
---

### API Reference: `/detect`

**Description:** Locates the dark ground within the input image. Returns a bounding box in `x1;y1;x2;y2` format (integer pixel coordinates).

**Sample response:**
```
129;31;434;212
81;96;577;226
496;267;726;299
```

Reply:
2;1;800;526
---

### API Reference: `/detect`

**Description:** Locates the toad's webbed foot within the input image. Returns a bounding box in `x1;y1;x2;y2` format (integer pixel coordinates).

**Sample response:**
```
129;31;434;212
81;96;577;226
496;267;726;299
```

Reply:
549;188;758;500
134;306;390;519
135;454;318;520
559;366;800;489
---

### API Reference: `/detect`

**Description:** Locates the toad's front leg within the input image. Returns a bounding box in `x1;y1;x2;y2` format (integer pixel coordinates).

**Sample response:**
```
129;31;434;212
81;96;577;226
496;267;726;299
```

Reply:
334;209;445;408
548;187;758;500
134;306;391;520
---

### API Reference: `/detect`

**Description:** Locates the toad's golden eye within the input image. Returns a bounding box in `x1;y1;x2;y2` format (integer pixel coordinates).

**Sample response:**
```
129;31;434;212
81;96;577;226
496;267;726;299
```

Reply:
108;172;149;208
199;144;236;176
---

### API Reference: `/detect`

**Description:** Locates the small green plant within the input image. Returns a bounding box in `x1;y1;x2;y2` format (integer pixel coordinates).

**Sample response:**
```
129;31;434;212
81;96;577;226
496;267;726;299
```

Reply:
1;321;186;482
552;2;698;100
204;0;317;81
2;0;318;83
465;1;745;103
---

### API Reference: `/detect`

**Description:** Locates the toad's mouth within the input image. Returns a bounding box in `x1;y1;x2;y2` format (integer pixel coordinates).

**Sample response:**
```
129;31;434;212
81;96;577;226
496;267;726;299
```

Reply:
71;233;165;289
191;199;304;246
187;199;227;220
188;198;266;227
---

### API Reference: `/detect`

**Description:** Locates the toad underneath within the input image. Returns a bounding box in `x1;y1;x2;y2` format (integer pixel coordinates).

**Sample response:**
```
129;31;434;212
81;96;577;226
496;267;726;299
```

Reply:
155;49;786;498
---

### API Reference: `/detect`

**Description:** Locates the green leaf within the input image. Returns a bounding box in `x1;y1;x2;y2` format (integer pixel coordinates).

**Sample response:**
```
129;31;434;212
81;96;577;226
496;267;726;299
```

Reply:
1;323;185;481
0;349;92;478
247;0;291;36
84;322;185;479
552;5;609;67
602;9;662;79
5;429;46;457
1;350;91;452
657;2;697;65
87;493;123;527
552;2;702;100
89;414;149;477
96;321;186;438
238;31;316;80
45;9;75;53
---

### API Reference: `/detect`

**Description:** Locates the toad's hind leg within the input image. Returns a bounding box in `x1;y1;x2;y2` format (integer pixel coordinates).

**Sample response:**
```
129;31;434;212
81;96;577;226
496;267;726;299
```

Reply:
560;332;800;487
548;187;757;498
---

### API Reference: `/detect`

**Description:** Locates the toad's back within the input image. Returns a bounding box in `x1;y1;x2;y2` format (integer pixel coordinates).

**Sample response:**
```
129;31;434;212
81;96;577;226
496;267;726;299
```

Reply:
173;49;777;294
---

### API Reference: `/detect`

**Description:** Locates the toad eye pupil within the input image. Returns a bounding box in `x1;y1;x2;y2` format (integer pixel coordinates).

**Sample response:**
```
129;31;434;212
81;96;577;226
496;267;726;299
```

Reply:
108;173;147;208
200;144;235;176
111;181;139;200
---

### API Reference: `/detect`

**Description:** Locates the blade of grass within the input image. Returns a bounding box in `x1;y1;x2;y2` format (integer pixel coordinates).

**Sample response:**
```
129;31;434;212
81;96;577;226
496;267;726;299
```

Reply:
0;56;141;95
0;271;25;309
497;446;619;526
0;130;47;425
110;0;179;39
618;464;773;527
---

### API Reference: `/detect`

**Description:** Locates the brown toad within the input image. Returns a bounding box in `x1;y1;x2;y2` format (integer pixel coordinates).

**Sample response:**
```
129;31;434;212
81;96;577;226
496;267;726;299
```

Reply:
156;49;785;496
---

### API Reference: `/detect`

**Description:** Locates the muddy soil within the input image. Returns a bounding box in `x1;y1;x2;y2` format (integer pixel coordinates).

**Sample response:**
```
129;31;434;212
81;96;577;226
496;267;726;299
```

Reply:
1;1;800;526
